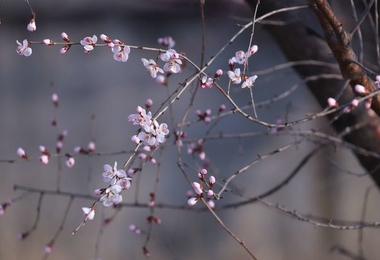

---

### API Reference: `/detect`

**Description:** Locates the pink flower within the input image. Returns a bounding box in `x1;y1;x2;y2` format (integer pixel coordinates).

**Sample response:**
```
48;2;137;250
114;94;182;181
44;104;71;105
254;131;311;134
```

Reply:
227;68;242;84
16;40;32;57
241;75;258;89
141;58;164;78
201;76;214;89
80;35;97;54
231;50;246;64
160;49;182;73
112;41;130;62
82;207;95;220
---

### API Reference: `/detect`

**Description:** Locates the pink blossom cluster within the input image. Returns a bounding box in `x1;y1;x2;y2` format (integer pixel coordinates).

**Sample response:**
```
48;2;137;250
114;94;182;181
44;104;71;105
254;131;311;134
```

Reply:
227;45;259;89
128;106;169;147
94;161;132;207
187;169;216;208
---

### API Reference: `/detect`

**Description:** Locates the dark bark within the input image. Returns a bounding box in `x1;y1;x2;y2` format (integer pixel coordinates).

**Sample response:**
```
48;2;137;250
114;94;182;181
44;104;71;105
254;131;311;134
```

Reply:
245;0;380;187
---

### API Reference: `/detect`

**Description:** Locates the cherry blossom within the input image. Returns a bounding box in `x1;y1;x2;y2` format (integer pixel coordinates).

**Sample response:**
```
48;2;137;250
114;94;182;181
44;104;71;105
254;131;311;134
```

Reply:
16;40;32;57
112;40;130;62
241;75;258;89
160;49;182;73
141;58;164;78
102;161;127;185
80;35;97;54
231;50;247;64
100;185;123;207
227;68;242;84
201;76;214;89
128;106;170;146
82;207;95;221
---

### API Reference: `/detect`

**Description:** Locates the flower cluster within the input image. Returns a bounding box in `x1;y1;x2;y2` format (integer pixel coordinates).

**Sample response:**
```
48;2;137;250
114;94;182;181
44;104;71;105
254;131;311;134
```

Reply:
95;162;132;207
187;169;216;208
128;106;169;147
227;45;259;89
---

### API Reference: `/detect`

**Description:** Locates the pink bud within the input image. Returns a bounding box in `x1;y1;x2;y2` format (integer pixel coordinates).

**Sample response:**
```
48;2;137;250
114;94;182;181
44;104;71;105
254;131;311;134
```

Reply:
327;97;337;108
355;84;366;94
199;151;206;161
56;141;63;152
51;93;59;107
192;182;203;195
207;190;214;197
39;145;47;153
187;197;198;206
44;245;53;254
40;155;49;164
351;99;359;107
59;45;70;54
145;99;153;108
100;34;111;43
139;153;147;160
88;141;95;152
207;199;215;208
209;175;216;185
27;19;36;32
66;157;75;168
17;147;27;159
215;69;223;77
149;157;156;164
61;32;70;42
219;104;226;112
376;75;380;83
155;75;167;86
73;146;82;153
249;45;258;55
43;39;54;45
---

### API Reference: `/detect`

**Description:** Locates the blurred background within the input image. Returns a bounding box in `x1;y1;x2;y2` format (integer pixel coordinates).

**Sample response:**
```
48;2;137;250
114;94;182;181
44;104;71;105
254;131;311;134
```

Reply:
0;0;379;259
